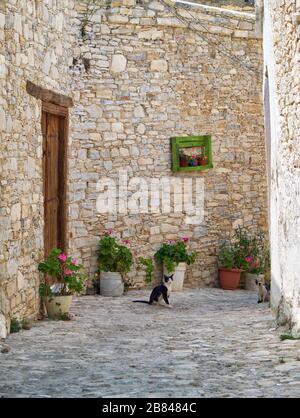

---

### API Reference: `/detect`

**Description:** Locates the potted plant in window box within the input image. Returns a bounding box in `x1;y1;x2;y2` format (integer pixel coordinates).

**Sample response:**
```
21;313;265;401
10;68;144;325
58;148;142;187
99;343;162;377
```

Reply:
154;237;196;291
38;248;85;319
179;150;189;167
97;231;133;296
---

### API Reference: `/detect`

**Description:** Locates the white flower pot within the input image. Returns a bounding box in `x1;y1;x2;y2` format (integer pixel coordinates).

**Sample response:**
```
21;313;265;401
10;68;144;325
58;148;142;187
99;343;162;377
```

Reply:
100;272;124;297
244;273;263;291
44;295;73;320
163;262;187;292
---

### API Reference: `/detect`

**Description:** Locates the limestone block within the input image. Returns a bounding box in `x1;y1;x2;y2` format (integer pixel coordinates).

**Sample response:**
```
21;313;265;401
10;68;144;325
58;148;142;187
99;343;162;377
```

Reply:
137;123;146;134
11;203;21;222
120;148;130;157
150;59;168;72
14;13;22;34
86;105;103;119
112;122;124;132
150;226;160;235
138;29;164;40
111;54;127;73
161;224;179;233
108;12;128;22
134;105;145;118
0;106;6;131
7;280;17;298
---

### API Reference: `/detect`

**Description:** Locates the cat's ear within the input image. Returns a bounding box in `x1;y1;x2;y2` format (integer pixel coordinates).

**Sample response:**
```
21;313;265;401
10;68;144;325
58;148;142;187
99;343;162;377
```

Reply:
170;274;174;281
163;275;168;281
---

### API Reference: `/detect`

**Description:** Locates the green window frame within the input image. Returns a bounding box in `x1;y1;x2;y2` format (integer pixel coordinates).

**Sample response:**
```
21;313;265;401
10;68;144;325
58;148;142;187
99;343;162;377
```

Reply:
171;135;213;172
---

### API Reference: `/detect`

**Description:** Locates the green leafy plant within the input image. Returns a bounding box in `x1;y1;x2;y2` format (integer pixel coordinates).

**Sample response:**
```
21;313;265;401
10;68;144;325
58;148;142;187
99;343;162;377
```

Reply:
138;257;154;284
10;318;22;334
154;238;196;272
280;334;300;341
38;248;85;296
97;232;133;273
218;227;270;272
234;227;270;274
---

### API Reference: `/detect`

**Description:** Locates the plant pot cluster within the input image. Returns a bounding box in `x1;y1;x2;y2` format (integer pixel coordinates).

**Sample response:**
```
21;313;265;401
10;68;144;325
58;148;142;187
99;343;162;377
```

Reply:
179;152;208;168
217;227;270;291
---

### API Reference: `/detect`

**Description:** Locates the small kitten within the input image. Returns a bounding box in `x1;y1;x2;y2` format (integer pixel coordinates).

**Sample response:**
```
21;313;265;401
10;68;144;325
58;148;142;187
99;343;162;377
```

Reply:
133;274;173;308
255;278;270;303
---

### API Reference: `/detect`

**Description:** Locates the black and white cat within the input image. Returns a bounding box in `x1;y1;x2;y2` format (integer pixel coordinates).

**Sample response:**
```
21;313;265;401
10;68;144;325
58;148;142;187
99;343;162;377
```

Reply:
133;274;173;307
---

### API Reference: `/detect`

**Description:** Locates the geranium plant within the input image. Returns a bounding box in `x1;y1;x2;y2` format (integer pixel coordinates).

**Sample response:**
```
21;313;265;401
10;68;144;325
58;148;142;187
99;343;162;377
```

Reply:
154;237;196;272
38;248;85;297
218;243;247;270
218;227;270;273
97;232;133;273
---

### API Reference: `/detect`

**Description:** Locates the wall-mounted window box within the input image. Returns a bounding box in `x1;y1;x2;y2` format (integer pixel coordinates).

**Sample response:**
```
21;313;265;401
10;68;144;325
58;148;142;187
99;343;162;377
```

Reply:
171;135;213;172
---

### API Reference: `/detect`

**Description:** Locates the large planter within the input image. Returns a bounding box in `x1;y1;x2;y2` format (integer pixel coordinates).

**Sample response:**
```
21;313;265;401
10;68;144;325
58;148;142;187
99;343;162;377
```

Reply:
44;295;73;319
163;262;187;292
100;271;124;297
244;273;263;291
219;268;243;290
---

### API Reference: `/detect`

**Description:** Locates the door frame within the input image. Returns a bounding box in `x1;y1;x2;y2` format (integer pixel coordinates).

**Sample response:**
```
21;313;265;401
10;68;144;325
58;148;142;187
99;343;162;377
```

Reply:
42;101;69;254
26;80;73;255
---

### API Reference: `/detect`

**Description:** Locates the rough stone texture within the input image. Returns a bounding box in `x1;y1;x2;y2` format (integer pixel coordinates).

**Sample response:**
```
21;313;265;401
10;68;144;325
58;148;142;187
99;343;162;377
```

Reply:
0;289;300;398
70;1;267;288
0;0;267;333
263;0;300;331
0;1;76;331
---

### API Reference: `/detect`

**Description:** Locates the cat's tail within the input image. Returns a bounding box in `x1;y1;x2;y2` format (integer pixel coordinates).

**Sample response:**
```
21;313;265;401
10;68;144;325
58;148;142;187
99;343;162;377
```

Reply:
132;300;150;304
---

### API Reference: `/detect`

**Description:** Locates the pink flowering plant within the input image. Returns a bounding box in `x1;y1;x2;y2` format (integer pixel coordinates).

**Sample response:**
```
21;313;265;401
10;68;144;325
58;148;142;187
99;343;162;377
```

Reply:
154;237;196;272
38;248;85;296
218;227;270;273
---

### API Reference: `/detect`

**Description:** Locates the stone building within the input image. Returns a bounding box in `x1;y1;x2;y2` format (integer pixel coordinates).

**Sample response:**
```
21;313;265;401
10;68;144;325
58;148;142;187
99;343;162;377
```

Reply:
263;0;300;332
0;0;267;338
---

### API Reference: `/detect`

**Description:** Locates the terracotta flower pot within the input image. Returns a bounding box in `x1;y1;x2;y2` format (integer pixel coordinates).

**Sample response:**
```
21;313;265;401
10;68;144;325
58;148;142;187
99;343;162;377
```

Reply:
199;157;208;166
219;268;243;290
180;157;188;167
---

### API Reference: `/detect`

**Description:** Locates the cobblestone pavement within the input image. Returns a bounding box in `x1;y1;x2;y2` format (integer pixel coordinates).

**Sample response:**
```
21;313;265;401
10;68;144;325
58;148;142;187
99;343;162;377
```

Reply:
1;288;300;398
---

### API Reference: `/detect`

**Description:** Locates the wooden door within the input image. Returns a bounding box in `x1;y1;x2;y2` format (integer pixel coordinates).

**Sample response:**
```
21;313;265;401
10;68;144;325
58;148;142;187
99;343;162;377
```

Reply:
41;103;68;256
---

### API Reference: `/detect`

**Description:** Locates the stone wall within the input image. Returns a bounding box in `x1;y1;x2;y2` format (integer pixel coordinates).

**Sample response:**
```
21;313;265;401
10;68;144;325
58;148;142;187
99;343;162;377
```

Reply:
263;0;300;332
69;0;267;288
0;0;267;337
0;0;76;337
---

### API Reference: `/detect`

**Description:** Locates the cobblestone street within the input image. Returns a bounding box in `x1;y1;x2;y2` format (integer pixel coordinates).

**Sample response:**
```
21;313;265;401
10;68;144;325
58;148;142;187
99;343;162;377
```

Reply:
1;288;300;398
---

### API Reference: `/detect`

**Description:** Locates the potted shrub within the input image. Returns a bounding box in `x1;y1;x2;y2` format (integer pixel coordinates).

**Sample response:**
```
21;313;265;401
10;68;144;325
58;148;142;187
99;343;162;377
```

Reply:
97;231;133;296
218;244;245;290
218;227;270;291
38;248;85;319
154;237;196;291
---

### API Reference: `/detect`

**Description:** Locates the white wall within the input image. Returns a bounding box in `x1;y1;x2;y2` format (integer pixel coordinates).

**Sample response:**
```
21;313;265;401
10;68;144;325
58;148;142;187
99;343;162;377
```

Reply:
263;0;300;331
